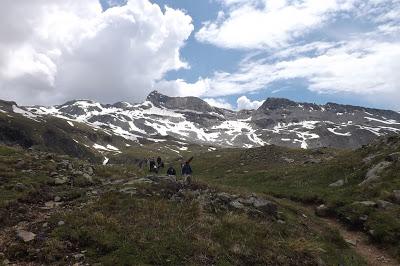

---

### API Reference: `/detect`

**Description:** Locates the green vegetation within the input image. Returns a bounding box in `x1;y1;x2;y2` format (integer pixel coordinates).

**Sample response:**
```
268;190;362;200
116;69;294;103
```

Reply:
0;144;366;265
191;137;400;259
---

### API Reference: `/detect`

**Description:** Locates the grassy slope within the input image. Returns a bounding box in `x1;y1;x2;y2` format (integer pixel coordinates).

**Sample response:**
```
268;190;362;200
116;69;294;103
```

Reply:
191;137;400;260
0;145;365;265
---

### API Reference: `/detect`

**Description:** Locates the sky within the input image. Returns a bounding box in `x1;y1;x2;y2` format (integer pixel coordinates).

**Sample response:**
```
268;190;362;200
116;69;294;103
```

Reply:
0;0;399;110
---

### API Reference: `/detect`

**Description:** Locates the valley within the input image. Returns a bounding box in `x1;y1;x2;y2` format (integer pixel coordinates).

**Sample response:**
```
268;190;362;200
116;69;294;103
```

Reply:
0;93;399;265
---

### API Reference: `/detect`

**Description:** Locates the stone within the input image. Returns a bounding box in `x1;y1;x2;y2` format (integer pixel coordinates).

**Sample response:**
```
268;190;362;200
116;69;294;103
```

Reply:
315;204;329;217
252;198;278;216
376;200;393;209
356;201;377;207
217;192;232;203
49;171;58;177
359;215;368;222
58;221;65;226
83;173;93;183
42;223;48;228
17;229;36;242
329;179;345;187
393;190;400;204
345;239;357;246
230;200;245;209
83;166;94;176
73;253;85;260
359;161;391;186
14;183;28;192
15;160;26;169
282;157;294;163
54;177;68;185
54;196;61;202
385;152;400;162
3;259;10;265
304;159;322;164
45;201;61;209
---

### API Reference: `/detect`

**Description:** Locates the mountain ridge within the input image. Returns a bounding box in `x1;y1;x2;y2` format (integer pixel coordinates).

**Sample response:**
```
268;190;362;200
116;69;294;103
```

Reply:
1;91;400;152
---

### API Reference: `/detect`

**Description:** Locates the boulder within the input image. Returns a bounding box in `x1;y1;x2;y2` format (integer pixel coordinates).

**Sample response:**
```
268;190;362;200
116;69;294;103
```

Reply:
15;160;26;169
83;173;94;183
17;229;36;242
304;159;322;164
355;201;377;207
83;166;94;176
252;198;278;216
376;200;393;209
392;190;400;204
49;171;58;177
54;176;69;185
230;200;245;210
315;204;329;217
329;179;345;187
14;183;28;192
359;161;391;186
385;152;400;162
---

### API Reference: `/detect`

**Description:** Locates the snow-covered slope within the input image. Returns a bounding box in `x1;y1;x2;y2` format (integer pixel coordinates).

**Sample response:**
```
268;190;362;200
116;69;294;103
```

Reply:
6;91;400;149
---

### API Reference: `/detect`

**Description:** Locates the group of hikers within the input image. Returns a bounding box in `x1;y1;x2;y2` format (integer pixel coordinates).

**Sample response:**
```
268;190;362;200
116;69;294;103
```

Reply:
147;156;193;177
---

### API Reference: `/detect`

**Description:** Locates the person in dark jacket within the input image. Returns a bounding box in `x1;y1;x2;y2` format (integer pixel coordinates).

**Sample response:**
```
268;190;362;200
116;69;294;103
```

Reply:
167;166;176;176
181;162;192;176
149;158;157;173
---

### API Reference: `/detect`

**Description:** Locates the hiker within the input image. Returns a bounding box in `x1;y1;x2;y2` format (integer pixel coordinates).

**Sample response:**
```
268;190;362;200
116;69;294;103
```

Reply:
181;161;193;185
181;161;192;176
157;156;162;167
138;158;147;169
167;165;176;176
149;158;157;173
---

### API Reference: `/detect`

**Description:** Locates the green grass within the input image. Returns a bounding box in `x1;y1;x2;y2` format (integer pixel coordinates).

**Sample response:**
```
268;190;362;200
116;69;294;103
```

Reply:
49;189;364;265
190;139;400;260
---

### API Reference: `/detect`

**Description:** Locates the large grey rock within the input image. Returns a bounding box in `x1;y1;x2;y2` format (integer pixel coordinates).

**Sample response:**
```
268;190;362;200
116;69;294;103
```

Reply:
386;152;400;162
359;161;392;186
230;200;245;210
315;204;329;217
329;179;345;187
54;176;69;185
393;190;400;204
252;198;278;216
355;201;377;207
17;230;36;242
376;200;393;209
14;183;28;192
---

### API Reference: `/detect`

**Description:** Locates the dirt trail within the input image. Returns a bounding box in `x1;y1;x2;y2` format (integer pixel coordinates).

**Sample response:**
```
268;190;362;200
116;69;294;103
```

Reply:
318;215;399;266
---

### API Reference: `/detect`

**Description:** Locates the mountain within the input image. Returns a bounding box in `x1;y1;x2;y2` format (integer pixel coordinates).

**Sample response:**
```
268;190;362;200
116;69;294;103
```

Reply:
1;91;400;154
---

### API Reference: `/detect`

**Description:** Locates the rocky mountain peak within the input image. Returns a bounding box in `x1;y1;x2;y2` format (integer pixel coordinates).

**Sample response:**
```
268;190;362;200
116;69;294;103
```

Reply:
0;99;17;113
146;90;215;113
258;98;297;111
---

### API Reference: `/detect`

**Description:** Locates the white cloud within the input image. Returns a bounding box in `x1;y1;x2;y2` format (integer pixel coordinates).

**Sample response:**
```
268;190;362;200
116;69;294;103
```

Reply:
0;0;193;105
237;96;264;110
196;0;357;49
159;37;400;108
204;98;233;109
184;0;400;109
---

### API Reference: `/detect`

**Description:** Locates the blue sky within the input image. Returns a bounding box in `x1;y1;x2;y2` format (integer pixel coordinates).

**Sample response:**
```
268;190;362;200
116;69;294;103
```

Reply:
98;0;400;110
1;0;399;109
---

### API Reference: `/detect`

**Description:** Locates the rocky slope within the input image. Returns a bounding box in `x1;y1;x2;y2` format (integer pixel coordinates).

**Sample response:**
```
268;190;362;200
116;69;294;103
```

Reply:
1;91;400;151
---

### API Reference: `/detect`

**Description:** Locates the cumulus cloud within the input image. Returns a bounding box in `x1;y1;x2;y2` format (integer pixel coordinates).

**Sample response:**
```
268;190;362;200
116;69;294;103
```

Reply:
196;0;357;49
237;96;264;110
0;0;193;105
168;0;400;109
204;98;233;109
